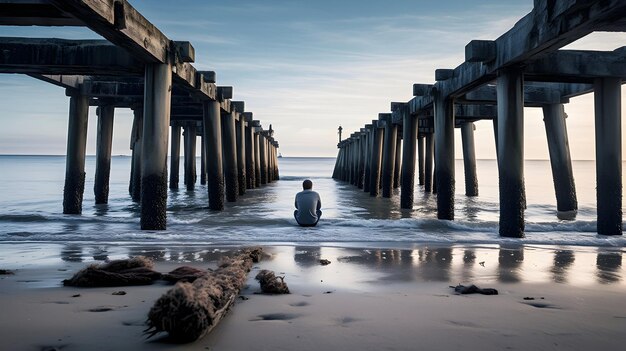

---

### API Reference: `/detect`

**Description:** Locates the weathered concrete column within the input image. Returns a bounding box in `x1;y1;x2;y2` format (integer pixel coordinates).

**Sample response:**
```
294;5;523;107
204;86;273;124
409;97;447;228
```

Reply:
94;105;114;204
129;107;143;202
203;99;224;211
393;131;402;189
259;134;268;185
417;135;425;186
433;89;455;220
169;124;181;190
401;109;418;209
369;121;384;197
497;67;525;238
235;113;246;195
200;136;207;185
543;104;577;217
594;78;622;236
332;146;342;179
254;132;261;187
357;133;366;188
424;133;434;193
222;110;238;201
140;63;172;230
63;91;89;214
245;115;256;189
382;116;398;198
267;140;274;183
363;127;372;192
183;123;197;191
274;143;280;180
461;122;478;197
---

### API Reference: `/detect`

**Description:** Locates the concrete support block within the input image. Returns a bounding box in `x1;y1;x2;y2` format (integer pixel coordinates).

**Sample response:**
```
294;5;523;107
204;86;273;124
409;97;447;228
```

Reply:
222;111;238;201
393;131;402;189
63;92;89;214
235;114;246;195
434;91;455;220
254;133;261;187
94;105;114;204
417;135;425;186
183;123;197;191
129;107;143;202
203;99;224;211
424;134;434;193
369;123;384;197
461;122;478;197
169;125;181;190
200;136;207;185
401;111;418;209
382;119;398;198
465;40;496;63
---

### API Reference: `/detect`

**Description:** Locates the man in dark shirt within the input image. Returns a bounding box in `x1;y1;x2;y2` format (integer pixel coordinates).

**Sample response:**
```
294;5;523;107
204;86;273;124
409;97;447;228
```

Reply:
294;179;322;227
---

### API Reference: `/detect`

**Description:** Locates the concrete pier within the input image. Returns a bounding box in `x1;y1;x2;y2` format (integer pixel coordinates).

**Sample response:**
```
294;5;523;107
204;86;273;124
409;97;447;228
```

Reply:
169;124;181;190
235;109;246;195
461;122;478;197
542;104;577;217
63;92;89;214
357;133;366;188
259;134;268;185
183;123;197;191
203;99;224;211
140;63;172;230
497;67;525;238
417;136;425;186
393;133;402;189
94;105;114;204
129;107;143;202
245;114;256;189
200;136;207;185
401;107;417;209
594;78;622;236
363;126;373;192
369;121;383;197
381;115;397;198
424;133;434;193
433;90;455;220
254;132;261;187
222;110;239;201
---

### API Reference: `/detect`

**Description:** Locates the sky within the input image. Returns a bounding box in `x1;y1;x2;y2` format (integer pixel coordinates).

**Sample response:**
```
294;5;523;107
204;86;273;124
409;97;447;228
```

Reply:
0;0;625;159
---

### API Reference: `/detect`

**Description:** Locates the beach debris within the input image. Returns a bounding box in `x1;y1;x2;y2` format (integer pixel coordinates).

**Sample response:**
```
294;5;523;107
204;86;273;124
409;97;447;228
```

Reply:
255;270;290;294
0;269;14;275
523;297;545;301
238;295;249;300
450;284;498;295
323;290;333;294
145;248;262;343
479;261;485;267
319;259;331;266
71;294;81;298
112;291;127;296
63;256;161;287
162;266;209;283
89;307;114;312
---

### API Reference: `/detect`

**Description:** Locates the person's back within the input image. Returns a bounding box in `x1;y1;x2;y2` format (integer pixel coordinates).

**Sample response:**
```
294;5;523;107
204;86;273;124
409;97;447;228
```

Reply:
294;179;322;227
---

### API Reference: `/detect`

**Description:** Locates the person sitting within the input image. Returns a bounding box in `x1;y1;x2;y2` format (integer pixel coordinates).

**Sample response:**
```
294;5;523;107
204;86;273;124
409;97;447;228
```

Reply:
294;179;322;227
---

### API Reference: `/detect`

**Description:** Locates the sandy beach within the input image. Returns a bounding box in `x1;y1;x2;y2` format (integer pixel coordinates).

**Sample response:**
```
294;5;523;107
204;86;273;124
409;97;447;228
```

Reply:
0;242;625;350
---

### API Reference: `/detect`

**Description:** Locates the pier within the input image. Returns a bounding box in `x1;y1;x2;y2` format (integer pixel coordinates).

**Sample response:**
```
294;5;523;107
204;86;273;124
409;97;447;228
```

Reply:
0;0;280;230
333;0;626;237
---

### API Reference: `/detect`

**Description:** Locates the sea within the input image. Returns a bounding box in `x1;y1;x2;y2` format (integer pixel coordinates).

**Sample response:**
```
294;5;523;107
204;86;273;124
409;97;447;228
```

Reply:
0;155;625;248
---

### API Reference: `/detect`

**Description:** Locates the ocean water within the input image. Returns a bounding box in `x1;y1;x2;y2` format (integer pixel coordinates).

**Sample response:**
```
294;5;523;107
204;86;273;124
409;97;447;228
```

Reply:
0;155;625;247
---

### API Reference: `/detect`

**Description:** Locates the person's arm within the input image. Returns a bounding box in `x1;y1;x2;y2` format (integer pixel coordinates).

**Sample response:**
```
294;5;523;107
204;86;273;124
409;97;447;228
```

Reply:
294;195;298;209
317;194;322;211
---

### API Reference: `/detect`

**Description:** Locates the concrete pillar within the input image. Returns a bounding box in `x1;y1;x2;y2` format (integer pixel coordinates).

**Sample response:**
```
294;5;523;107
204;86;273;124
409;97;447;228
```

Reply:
274;144;280;180
129;107;143;202
169;124;181;190
496;67;525;238
183;123;197;191
369;122;384;197
259;134;268;185
357;134;366;189
203;99;224;211
236;115;246;195
363;128;372;192
424;133;434;193
332;146;341;179
433;91;455;220
140;63;172;230
461;122;478;197
543;104;577;217
245;120;256;189
222;111;238;201
594;78;622;235
267;141;274;183
382;118;398;198
417;135;425;186
63;92;89;214
393;131;402;189
401;111;418;209
201;136;207;185
254;133;261;187
94;105;114;204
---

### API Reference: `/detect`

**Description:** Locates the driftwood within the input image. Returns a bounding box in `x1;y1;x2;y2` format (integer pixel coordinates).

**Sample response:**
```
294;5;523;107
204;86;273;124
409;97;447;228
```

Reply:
63;256;161;287
255;270;290;294
450;284;498;295
145;248;262;343
162;266;209;283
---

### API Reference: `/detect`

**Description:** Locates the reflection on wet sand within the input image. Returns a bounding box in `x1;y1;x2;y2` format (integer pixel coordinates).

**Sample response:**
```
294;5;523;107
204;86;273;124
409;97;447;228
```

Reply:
551;250;575;284
498;246;524;283
596;251;622;284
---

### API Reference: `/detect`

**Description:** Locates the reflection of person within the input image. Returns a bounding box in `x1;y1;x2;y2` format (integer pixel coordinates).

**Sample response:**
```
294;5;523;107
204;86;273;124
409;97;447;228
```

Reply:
294;179;322;227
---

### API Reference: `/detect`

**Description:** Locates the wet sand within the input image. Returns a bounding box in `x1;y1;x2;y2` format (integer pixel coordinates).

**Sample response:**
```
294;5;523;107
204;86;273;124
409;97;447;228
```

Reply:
0;243;625;350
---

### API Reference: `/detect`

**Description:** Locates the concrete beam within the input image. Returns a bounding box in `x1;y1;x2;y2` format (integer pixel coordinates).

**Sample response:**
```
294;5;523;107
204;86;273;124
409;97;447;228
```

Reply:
0;1;83;26
413;84;433;97
525;48;626;82
465;40;496;63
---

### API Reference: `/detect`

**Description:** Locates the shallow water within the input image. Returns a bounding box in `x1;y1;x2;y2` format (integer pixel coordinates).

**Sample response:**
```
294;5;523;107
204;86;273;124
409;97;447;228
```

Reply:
0;156;625;247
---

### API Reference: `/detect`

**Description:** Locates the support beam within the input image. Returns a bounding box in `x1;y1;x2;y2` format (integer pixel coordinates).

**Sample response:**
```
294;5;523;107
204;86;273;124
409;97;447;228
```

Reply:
63;91;89;214
183;123;197;191
382;116;398;198
497;67;525;238
235;112;246;195
244;115;256;189
433;89;455;220
200;136;207;185
369;122;384;197
94;105;114;204
129;106;143;202
259;134;268;185
393;130;402;189
543;104;578;217
363;127;372;192
401;108;418;209
461;122;478;197
417;135;425;186
424;134;434;193
222;111;238;202
169;124;181;189
140;63;172;230
203;100;224;211
254;133;261;187
594;78;622;236
357;133;366;189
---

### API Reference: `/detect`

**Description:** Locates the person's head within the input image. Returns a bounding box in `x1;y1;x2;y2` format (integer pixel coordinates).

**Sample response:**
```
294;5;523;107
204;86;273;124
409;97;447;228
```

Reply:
302;179;313;190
